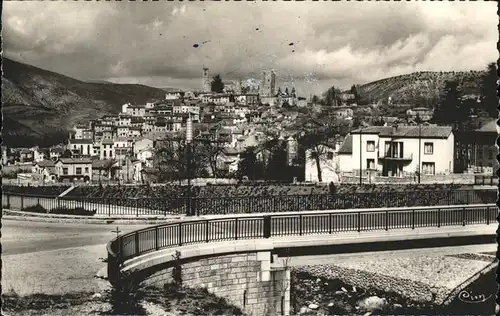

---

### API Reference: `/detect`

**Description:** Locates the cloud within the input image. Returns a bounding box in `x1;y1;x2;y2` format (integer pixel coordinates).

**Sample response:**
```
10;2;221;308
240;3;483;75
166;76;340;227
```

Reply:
3;1;498;96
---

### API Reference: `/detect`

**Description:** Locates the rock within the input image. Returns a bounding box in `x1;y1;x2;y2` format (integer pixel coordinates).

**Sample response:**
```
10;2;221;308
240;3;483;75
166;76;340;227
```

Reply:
316;278;321;283
91;293;102;300
308;303;319;310
334;290;345;295
352;286;357;292
341;287;348;293
357;296;388;312
324;282;328;286
393;303;403;309
328;302;334;307
299;306;308;314
363;312;372;316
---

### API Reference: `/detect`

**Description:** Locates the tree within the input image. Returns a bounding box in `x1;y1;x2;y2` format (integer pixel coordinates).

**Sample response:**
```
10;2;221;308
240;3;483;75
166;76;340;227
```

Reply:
297;122;342;182
350;84;359;103
261;131;289;181
479;62;498;118
277;87;282;96
311;95;320;104
197;139;225;177
431;80;460;127
211;75;225;93
241;86;250;94
153;137;208;183
285;87;289;96
62;149;72;158
291;87;296;97
323;86;336;106
237;147;264;180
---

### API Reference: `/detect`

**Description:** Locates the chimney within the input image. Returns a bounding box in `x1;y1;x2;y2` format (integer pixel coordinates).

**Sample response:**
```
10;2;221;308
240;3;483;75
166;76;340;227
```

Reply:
392;123;398;135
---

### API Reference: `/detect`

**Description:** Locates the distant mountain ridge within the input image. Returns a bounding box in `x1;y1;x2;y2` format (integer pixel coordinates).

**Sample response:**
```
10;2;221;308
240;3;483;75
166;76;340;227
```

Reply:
2;57;168;147
357;70;485;106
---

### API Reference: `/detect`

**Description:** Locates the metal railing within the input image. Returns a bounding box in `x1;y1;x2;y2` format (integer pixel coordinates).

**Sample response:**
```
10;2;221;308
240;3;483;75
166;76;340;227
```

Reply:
106;204;498;282
2;189;497;217
474;175;498;186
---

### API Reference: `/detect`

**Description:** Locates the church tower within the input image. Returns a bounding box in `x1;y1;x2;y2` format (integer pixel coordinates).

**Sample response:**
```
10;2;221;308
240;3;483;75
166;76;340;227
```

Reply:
202;67;210;93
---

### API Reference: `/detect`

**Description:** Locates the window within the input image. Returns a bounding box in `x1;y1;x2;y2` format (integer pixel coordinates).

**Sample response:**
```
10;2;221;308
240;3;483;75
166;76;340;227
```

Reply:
84;167;89;173
76;167;82;175
366;141;375;152
327;152;334;160
488;149;493;159
424;142;434;155
103;151;107;158
422;162;435;175
63;168;68;175
367;159;375;170
477;148;483;159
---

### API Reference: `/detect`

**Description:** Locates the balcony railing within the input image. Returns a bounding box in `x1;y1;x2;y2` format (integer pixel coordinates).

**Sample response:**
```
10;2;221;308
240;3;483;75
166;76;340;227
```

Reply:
378;151;413;161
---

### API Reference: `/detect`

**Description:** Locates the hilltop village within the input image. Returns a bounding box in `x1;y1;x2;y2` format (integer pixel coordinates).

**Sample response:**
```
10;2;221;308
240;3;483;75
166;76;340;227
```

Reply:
2;67;497;185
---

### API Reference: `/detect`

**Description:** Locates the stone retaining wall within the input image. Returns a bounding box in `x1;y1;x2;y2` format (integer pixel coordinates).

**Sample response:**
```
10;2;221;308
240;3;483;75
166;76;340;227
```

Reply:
141;251;290;316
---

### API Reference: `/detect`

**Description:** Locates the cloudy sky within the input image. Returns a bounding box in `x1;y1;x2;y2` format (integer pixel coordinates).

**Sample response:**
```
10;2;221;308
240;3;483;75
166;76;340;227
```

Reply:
3;1;498;96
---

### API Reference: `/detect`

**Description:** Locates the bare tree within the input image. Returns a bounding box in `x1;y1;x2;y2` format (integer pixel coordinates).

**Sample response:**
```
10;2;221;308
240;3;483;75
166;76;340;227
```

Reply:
298;117;345;182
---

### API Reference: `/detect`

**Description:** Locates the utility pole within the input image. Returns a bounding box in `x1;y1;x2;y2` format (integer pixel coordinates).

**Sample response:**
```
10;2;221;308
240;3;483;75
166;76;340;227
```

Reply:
418;119;422;184
186;114;193;216
359;129;363;185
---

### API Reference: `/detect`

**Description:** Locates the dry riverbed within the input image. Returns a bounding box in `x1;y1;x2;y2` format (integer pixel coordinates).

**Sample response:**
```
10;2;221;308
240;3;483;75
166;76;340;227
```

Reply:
291;252;497;315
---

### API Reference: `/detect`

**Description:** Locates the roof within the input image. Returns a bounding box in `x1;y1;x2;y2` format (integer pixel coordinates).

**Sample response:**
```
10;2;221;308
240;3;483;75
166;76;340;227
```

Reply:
337;135;353;154
92;159;116;169
57;158;92;164
351;126;452;139
70;138;93;144
50;147;65;153
35;160;55;168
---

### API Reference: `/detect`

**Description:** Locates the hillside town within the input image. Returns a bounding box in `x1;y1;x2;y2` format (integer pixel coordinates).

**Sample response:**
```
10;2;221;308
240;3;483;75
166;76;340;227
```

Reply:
2;67;498;185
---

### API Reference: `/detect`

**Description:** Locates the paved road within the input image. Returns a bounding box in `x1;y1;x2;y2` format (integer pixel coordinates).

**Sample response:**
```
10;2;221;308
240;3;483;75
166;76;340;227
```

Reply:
2;220;156;295
2;219;153;256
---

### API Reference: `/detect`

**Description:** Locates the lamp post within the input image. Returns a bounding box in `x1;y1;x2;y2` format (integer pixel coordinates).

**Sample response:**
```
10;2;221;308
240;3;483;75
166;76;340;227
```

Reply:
186;115;193;216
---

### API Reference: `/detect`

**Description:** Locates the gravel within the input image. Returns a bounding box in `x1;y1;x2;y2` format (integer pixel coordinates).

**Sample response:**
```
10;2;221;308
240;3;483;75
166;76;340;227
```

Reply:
321;255;490;290
294;255;491;305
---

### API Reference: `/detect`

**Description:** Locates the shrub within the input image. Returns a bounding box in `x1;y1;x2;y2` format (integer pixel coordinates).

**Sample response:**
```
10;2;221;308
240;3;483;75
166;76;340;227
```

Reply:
107;269;146;315
22;204;48;214
21;205;96;216
50;207;97;216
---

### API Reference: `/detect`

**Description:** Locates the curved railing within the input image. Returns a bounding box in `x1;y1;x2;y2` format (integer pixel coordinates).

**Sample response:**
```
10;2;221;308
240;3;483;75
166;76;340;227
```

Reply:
107;204;497;282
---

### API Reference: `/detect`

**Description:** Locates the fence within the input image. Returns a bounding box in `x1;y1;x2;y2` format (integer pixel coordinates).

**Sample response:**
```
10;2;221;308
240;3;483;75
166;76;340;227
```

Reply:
2;189;497;217
106;204;498;281
474;175;498;186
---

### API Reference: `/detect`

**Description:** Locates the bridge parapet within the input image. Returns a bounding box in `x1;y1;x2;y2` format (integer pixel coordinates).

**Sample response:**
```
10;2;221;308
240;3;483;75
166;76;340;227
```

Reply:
107;204;497;316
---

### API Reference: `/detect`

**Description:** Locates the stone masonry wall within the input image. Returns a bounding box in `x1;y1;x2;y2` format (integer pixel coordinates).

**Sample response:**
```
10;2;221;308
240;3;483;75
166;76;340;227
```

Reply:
142;251;290;316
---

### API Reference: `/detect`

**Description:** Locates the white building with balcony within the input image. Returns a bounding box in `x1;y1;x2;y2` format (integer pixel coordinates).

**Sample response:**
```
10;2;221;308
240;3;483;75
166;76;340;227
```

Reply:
337;125;454;176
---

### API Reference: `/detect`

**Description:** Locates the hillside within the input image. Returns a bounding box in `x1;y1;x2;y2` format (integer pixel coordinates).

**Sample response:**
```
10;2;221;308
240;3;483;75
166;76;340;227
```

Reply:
2;57;168;147
357;70;485;106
